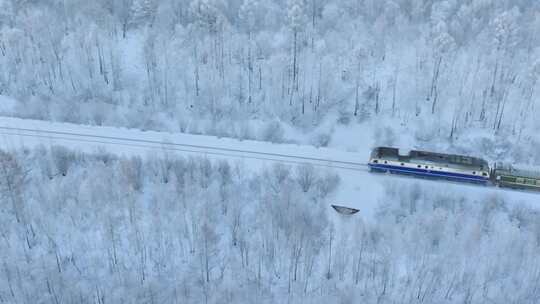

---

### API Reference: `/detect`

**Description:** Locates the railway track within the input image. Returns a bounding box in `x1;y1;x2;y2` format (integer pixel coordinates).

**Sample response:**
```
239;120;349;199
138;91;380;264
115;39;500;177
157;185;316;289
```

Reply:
0;121;539;198
0;125;370;172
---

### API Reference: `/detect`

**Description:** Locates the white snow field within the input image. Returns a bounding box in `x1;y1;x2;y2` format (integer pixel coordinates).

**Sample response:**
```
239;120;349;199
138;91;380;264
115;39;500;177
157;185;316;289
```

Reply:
0;116;538;221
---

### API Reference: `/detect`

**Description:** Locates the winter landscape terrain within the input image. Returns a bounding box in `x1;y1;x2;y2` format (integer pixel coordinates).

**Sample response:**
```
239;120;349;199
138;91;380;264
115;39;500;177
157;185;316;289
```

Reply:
1;0;540;303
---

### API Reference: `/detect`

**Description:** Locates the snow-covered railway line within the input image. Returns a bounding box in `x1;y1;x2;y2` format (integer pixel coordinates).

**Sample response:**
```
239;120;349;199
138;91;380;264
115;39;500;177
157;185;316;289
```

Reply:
0;125;369;172
0;117;538;220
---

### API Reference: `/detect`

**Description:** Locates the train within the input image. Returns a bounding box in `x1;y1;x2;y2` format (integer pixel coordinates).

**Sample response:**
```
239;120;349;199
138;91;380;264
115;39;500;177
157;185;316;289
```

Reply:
368;147;540;190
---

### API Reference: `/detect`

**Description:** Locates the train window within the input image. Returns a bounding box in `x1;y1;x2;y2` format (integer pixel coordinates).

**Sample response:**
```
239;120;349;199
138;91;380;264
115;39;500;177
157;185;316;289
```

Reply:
373;160;378;163
472;171;476;175
425;166;429;169
501;176;516;183
384;161;388;164
526;179;536;185
482;172;488;177
516;178;525;184
417;165;421;168
400;163;405;166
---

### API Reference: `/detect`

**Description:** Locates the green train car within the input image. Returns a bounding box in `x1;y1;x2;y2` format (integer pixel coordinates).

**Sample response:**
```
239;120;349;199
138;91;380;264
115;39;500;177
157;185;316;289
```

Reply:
492;164;540;190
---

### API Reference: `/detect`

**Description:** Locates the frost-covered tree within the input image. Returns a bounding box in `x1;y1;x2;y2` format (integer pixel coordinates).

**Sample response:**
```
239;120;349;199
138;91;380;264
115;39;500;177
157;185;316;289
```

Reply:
287;0;307;94
130;0;157;28
190;0;227;34
239;0;259;33
112;0;134;37
428;1;457;114
0;151;25;223
0;0;14;27
489;7;522;131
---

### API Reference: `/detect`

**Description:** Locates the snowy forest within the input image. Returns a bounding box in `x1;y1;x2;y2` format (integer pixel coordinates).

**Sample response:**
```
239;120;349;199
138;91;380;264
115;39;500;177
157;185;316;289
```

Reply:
2;147;540;303
1;0;540;303
0;0;539;155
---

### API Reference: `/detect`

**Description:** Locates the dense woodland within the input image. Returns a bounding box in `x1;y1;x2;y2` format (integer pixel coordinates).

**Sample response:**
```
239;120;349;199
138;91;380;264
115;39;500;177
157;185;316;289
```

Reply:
0;0;539;145
1;147;540;303
1;1;540;303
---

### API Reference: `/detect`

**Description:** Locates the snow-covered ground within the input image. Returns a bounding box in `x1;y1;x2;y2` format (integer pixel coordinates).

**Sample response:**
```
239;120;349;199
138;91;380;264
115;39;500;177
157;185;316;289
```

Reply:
0;95;17;114
0;116;538;222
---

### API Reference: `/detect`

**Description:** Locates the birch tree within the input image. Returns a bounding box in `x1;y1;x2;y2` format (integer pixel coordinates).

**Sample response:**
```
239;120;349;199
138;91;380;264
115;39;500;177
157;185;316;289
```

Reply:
0;151;26;223
287;0;307;98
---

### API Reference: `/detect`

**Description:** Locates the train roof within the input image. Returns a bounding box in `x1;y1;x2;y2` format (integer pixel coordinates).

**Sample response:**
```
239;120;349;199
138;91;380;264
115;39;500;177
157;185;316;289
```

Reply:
372;147;489;170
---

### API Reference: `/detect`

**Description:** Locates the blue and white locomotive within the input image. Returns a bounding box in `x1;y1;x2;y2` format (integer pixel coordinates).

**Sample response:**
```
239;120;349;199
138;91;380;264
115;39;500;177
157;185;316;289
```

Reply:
368;147;491;184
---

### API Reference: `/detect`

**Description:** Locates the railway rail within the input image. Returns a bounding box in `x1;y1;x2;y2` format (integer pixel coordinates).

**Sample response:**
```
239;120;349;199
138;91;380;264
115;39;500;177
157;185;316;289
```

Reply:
0;125;370;172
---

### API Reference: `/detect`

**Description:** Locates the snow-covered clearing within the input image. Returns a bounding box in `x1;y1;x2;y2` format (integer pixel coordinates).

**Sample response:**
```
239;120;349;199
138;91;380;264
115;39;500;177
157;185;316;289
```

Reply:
0;116;537;221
